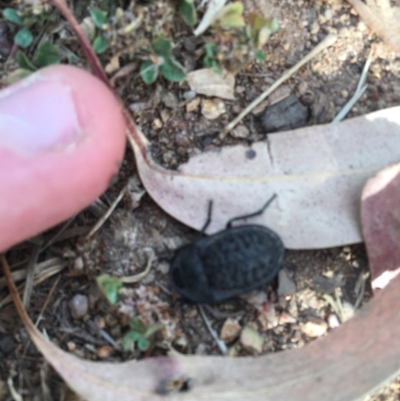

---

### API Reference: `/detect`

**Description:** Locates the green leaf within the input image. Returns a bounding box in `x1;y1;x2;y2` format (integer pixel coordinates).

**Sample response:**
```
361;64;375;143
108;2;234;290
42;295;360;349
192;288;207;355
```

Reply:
130;319;147;335
217;1;245;28
14;28;33;48
254;49;265;61
249;14;279;48
268;17;279;33
90;8;108;29
219;13;245;28
152;37;172;58
204;42;216;58
3;8;23;25
34;42;59;68
122;331;141;351
96;275;123;305
16;51;37;71
160;57;186;82
203;43;221;74
178;0;197;27
137;337;150;351
93;35;107;54
140;60;159;84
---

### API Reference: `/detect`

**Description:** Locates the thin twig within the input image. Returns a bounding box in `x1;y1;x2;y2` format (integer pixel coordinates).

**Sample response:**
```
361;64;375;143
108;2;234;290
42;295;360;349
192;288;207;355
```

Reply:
0;258;67;290
35;276;61;327
198;305;228;355
0;264;67;309
333;50;373;122
86;185;127;239
85;320;121;350
220;34;338;138
120;249;155;283
22;246;40;308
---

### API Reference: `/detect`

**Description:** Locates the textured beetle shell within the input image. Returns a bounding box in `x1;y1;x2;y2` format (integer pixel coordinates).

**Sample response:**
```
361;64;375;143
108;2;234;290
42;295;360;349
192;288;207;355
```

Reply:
169;225;284;303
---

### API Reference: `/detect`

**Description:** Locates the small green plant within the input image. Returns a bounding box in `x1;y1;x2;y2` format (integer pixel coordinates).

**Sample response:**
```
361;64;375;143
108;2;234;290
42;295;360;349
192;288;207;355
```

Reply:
96;275;123;305
178;0;197;27
200;5;279;73
122;318;163;352
89;8;109;54
203;43;222;74
3;6;56;49
139;37;186;84
16;41;60;71
3;8;32;48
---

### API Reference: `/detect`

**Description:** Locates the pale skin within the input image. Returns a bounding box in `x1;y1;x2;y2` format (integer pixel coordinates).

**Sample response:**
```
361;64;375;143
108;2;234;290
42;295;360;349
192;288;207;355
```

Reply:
0;65;127;251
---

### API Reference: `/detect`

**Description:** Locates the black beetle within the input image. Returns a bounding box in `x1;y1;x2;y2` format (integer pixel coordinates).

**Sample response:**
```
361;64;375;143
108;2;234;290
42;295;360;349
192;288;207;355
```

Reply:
169;194;284;303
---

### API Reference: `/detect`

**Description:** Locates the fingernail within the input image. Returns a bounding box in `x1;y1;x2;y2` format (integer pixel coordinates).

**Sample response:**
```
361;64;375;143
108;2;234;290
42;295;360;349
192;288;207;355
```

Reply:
0;72;82;154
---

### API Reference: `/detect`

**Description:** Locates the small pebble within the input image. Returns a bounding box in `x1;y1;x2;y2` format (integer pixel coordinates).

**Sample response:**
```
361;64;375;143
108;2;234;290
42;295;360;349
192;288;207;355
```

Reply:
231;125;250;138
152;118;163;129
162;92;179;109
97;345;115;358
67;341;76;351
341;302;355;322
328;314;340;329
301;321;328;338
186;97;201;112
240;326;264;353
129;102;148;113
257;303;278;330
73;257;84;271
279;312;297;325
278;269;297;296
183;90;196;100
201;98;226;120
68;294;88;319
220;318;242;343
174;336;189;351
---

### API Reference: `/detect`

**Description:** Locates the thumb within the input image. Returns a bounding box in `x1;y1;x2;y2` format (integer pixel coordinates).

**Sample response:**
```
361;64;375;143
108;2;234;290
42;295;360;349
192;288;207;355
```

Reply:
0;65;126;251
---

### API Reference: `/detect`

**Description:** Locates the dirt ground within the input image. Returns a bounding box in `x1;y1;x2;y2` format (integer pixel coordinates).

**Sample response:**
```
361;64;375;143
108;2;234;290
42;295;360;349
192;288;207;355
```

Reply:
1;0;400;400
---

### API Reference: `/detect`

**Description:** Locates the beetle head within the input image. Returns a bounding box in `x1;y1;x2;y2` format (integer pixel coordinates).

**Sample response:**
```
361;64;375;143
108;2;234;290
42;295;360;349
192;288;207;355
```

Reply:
169;244;211;303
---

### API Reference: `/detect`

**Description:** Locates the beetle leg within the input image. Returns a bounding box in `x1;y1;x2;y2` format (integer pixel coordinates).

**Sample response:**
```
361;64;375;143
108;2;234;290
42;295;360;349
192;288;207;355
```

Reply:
200;200;213;234
226;193;277;229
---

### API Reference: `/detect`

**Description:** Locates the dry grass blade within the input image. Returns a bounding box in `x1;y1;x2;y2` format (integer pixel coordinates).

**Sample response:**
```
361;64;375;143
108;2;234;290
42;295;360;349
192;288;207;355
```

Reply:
0;262;67;309
86;185;127;239
0;257;67;291
120;248;155;283
22;245;40;308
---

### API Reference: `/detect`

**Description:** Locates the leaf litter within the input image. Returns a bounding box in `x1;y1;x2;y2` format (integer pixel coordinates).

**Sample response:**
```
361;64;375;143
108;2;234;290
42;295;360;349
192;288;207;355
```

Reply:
2;0;398;399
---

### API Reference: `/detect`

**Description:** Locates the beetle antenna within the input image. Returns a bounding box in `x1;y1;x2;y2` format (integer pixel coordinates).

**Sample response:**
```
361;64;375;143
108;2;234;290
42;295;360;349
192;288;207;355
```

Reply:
200;200;213;235
226;194;277;229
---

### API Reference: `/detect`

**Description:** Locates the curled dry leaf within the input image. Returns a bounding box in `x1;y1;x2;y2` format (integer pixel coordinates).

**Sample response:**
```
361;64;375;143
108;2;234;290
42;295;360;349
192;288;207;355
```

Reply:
346;0;400;53
187;68;235;100
128;107;400;249
4;254;400;401
361;163;400;290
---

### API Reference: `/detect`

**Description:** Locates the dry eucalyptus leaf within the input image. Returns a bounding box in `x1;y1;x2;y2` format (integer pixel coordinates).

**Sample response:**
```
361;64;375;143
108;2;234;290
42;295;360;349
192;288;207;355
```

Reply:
346;0;400;53
128;107;400;249
4;255;400;401
187;69;235;100
361;163;400;290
